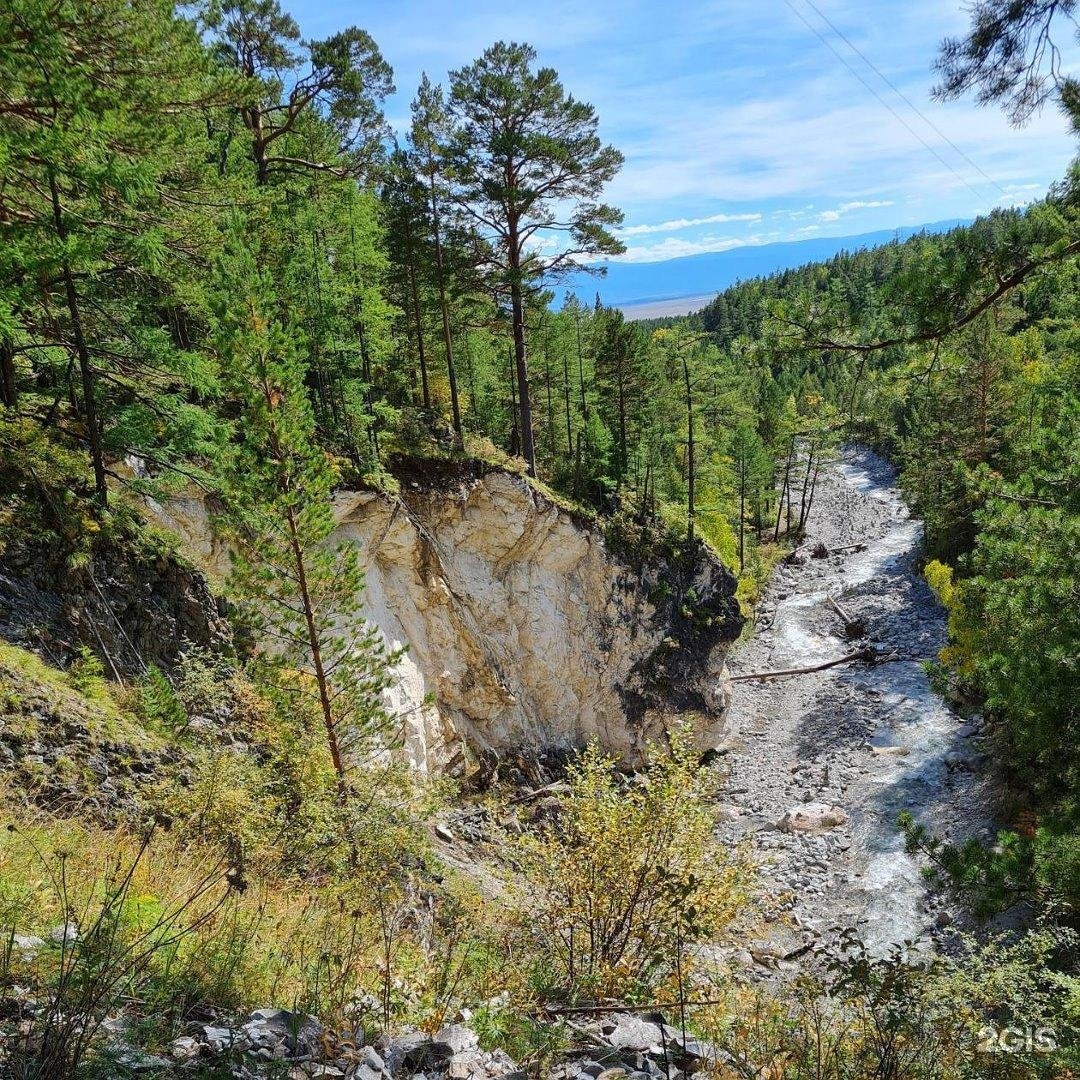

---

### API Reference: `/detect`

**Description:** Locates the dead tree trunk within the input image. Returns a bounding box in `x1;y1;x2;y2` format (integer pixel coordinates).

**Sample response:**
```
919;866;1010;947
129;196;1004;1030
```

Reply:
730;648;874;682
827;595;865;639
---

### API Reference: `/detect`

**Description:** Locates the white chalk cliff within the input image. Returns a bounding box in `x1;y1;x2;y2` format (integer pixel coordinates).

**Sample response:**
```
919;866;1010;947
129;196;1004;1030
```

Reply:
153;459;743;774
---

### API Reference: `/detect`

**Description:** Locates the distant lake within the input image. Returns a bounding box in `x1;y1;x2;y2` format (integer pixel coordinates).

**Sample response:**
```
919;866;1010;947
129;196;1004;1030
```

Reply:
564;219;970;312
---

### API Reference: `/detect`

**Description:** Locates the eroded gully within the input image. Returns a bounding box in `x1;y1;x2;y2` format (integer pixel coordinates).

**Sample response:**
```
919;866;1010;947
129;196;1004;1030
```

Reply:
716;447;992;961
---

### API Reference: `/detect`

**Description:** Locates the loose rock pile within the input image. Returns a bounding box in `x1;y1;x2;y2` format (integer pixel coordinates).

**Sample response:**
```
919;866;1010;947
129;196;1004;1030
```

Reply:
546;1012;729;1080
131;1016;526;1080
0;999;738;1080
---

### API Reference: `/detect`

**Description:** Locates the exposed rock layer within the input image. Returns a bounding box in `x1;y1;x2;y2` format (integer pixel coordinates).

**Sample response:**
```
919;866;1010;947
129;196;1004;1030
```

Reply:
0;533;230;679
339;458;742;771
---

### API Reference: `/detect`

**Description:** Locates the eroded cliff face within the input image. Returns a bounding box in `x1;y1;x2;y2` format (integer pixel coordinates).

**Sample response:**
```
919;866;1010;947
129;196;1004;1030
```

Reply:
153;459;743;773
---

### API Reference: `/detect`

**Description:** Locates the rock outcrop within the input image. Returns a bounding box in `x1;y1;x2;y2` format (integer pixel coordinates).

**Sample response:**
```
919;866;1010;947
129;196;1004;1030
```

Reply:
0;531;230;680
154;458;743;773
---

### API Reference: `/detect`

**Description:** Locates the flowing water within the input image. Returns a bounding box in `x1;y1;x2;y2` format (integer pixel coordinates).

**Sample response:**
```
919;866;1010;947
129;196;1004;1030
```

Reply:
718;448;991;956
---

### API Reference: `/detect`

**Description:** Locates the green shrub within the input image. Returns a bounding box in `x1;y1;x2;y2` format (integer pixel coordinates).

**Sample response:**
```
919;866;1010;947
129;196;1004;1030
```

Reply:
135;666;186;734
66;646;108;700
517;728;749;999
696;928;1080;1079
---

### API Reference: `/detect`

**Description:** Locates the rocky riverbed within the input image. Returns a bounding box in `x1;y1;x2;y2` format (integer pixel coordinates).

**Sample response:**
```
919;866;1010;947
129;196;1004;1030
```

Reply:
717;447;993;957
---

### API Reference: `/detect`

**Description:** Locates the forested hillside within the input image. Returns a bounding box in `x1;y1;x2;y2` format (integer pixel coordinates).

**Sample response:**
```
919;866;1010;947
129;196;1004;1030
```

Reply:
0;0;810;605
1;0;1080;1076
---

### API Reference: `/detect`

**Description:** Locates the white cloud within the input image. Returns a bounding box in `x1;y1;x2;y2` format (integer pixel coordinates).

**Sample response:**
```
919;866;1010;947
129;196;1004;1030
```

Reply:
839;199;895;212
356;0;1075;252
818;198;895;221
596;39;1072;219
991;186;1044;207
605;86;1068;211
619;211;762;236
615;234;756;263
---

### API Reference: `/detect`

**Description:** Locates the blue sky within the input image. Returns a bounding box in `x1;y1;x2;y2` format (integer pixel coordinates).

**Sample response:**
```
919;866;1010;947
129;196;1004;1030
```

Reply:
292;0;1077;263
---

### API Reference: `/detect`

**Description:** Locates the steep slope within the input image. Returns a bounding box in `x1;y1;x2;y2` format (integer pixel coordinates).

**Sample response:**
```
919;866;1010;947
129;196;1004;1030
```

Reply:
0;527;230;679
155;458;743;773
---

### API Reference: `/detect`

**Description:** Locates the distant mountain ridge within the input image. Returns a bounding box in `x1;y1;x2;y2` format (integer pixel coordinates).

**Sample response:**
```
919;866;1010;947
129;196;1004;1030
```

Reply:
566;220;970;309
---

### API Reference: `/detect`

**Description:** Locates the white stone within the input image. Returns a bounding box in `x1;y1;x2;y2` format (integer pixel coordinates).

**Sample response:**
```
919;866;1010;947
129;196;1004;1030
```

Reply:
777;803;848;832
11;933;44;956
169;1035;201;1060
48;922;77;946
608;1017;663;1051
872;744;909;757
436;1024;480;1055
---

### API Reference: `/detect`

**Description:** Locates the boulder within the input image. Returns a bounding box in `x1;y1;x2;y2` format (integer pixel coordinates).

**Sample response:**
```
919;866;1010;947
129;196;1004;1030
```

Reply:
47;922;78;946
777;803;847;832
112;1048;172;1072
608;1017;663;1051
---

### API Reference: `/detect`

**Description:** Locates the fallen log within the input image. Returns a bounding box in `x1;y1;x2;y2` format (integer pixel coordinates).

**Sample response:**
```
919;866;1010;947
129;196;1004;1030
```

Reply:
867;651;935;666
730;647;875;682
506;780;569;805
827;593;855;624
827;594;866;638
785;540;867;563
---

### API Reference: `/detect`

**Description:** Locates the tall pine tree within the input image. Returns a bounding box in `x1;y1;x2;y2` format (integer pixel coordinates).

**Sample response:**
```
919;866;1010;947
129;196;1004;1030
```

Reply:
445;42;624;476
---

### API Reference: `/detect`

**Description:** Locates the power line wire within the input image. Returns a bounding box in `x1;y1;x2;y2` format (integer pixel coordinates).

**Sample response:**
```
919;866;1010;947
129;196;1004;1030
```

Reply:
782;0;991;202
799;0;1006;193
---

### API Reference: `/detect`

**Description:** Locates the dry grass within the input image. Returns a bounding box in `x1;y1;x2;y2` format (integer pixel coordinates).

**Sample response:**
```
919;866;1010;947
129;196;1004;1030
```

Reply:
0;805;507;1068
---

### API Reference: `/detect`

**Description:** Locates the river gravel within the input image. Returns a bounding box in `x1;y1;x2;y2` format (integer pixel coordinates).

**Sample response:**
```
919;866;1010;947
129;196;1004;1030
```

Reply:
718;447;993;958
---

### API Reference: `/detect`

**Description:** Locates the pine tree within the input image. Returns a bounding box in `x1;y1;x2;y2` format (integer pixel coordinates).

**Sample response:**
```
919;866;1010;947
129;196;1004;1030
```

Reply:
203;0;394;185
211;222;396;785
655;329;710;544
0;0;233;505
445;42;624;476
411;75;463;443
384;149;434;413
593;308;642;484
729;421;770;573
